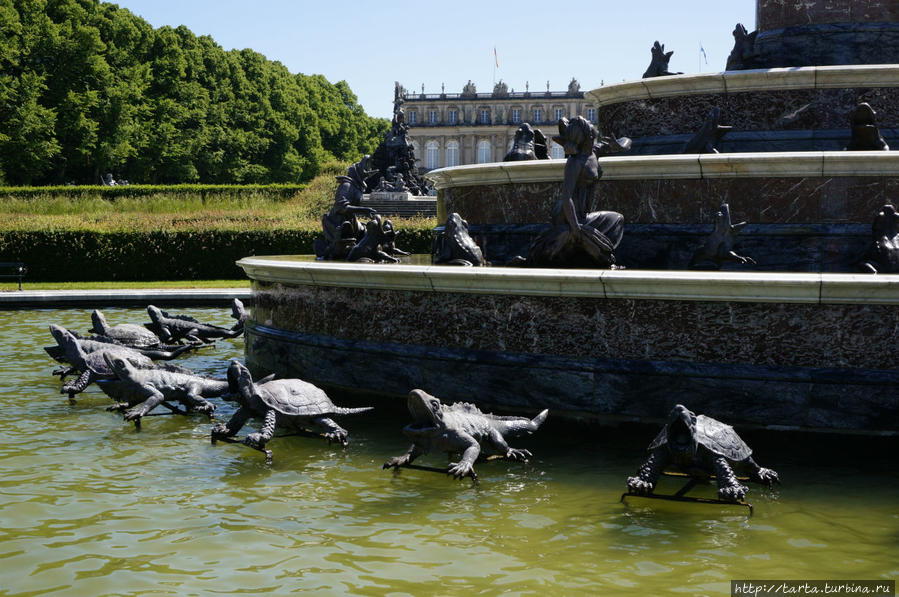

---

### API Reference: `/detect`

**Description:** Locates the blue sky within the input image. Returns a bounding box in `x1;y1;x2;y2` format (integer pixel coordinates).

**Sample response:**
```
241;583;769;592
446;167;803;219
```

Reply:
111;0;756;119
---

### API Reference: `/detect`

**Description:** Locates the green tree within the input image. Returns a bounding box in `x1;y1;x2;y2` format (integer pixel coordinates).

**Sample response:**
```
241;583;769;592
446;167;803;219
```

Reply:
0;0;60;183
1;0;388;185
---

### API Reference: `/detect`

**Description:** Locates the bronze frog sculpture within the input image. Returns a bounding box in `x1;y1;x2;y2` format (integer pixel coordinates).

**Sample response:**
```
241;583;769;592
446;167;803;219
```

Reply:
432;213;487;266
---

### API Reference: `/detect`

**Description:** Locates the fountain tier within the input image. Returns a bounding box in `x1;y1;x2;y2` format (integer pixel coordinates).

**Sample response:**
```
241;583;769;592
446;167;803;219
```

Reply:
429;150;899;270
239;257;898;435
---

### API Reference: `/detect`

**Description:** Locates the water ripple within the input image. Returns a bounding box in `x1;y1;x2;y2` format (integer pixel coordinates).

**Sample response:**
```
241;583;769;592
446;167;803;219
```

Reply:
0;308;896;594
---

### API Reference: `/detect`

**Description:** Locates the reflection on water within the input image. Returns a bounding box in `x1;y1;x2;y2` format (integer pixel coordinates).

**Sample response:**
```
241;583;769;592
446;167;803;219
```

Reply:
0;307;896;595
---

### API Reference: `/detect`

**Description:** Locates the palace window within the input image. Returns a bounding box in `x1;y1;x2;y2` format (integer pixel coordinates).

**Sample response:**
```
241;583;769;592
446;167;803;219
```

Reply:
511;108;521;124
551;140;565;159
428;110;438;124
425;141;439;169
446;141;460;167
554;108;564;121
408;110;417;124
479;109;490;124
586;108;596;122
533;108;543;123
448;109;458;124
477;140;492;163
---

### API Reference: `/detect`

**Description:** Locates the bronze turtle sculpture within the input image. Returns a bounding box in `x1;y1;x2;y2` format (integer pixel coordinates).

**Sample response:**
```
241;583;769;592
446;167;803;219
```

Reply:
627;404;779;502
90;309;167;349
211;361;373;452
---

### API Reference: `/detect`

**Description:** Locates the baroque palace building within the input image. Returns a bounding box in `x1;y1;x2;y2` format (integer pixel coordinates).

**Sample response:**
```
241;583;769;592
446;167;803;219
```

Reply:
399;78;597;171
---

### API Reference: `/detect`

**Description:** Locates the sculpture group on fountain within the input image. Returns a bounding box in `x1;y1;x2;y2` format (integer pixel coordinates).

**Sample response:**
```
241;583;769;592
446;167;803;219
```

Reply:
43;304;781;502
367;82;433;197
313;156;409;263
317;70;894;272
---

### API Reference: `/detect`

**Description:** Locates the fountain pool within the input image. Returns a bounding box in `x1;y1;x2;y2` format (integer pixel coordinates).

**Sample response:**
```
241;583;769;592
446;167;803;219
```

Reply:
1;307;895;595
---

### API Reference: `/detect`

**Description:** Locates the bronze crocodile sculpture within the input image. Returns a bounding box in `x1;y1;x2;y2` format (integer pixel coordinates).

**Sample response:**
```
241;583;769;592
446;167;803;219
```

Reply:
383;389;548;480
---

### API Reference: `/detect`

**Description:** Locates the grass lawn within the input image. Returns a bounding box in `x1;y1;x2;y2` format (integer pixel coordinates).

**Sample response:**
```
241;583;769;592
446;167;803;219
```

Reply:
0;279;250;292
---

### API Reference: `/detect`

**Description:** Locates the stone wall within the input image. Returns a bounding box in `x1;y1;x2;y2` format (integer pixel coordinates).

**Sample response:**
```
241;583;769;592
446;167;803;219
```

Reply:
757;0;899;30
244;274;899;433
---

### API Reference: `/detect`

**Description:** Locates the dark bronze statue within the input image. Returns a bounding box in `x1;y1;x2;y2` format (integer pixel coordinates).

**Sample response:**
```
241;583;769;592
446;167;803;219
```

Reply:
145;305;242;344
230;298;248;333
212;361;373;450
432;213;487;266
313;157;377;260
845;103;890;151
347;214;408;263
642;41;682;78
46;329;192;364
368;83;433;196
382;389;548;480
860;204;899;273
503;123;549;161
725;23;758;70
682;107;732;154
627;404;779;503
49;324;191;402
97;352;222;423
90;309;168;349
509;116;625;268
689;203;755;269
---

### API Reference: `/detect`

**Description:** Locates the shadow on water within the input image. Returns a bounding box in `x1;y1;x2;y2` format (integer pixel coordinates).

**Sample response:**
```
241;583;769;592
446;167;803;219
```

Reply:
0;307;896;595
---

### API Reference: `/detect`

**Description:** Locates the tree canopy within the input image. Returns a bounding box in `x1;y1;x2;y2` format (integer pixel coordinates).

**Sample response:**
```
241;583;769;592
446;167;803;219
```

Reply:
0;0;388;185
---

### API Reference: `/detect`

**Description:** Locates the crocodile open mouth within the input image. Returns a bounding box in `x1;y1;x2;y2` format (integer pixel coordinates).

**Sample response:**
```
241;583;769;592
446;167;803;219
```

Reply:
403;422;437;434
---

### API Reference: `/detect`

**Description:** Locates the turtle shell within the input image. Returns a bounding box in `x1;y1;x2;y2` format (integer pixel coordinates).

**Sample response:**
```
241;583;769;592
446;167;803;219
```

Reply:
694;414;752;461
648;413;752;461
258;379;338;416
106;324;161;347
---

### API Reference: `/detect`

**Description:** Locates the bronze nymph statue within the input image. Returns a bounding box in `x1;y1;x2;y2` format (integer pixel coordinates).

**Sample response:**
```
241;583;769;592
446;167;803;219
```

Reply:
509;116;625;268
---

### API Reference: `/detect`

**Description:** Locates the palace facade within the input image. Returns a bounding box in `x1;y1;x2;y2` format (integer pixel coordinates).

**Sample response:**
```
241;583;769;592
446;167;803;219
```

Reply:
400;79;597;171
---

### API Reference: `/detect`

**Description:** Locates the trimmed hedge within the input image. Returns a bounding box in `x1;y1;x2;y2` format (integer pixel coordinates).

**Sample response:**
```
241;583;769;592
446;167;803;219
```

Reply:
0;226;435;281
0;184;306;202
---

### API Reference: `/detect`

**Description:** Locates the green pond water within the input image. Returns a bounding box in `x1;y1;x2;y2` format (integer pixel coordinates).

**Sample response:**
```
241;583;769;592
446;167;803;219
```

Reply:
1;307;896;596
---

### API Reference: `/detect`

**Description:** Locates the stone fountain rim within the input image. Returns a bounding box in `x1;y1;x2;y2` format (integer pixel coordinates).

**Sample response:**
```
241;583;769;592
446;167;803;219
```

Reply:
237;256;899;306
424;150;899;188
584;64;899;107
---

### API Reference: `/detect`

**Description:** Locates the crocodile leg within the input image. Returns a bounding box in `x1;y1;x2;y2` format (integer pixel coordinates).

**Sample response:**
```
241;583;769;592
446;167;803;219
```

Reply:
212;407;250;439
53;365;77;379
486;428;532;462
124;388;166;422
180;328;211;344
137;345;194;360
183;386;216;416
447;432;481;479
383;444;426;469
245;408;277;449
311;416;348;446
627;447;669;495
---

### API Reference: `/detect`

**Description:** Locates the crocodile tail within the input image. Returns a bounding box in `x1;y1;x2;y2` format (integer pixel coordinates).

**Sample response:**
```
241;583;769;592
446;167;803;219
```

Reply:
531;409;549;429
498;409;549;435
335;406;375;416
